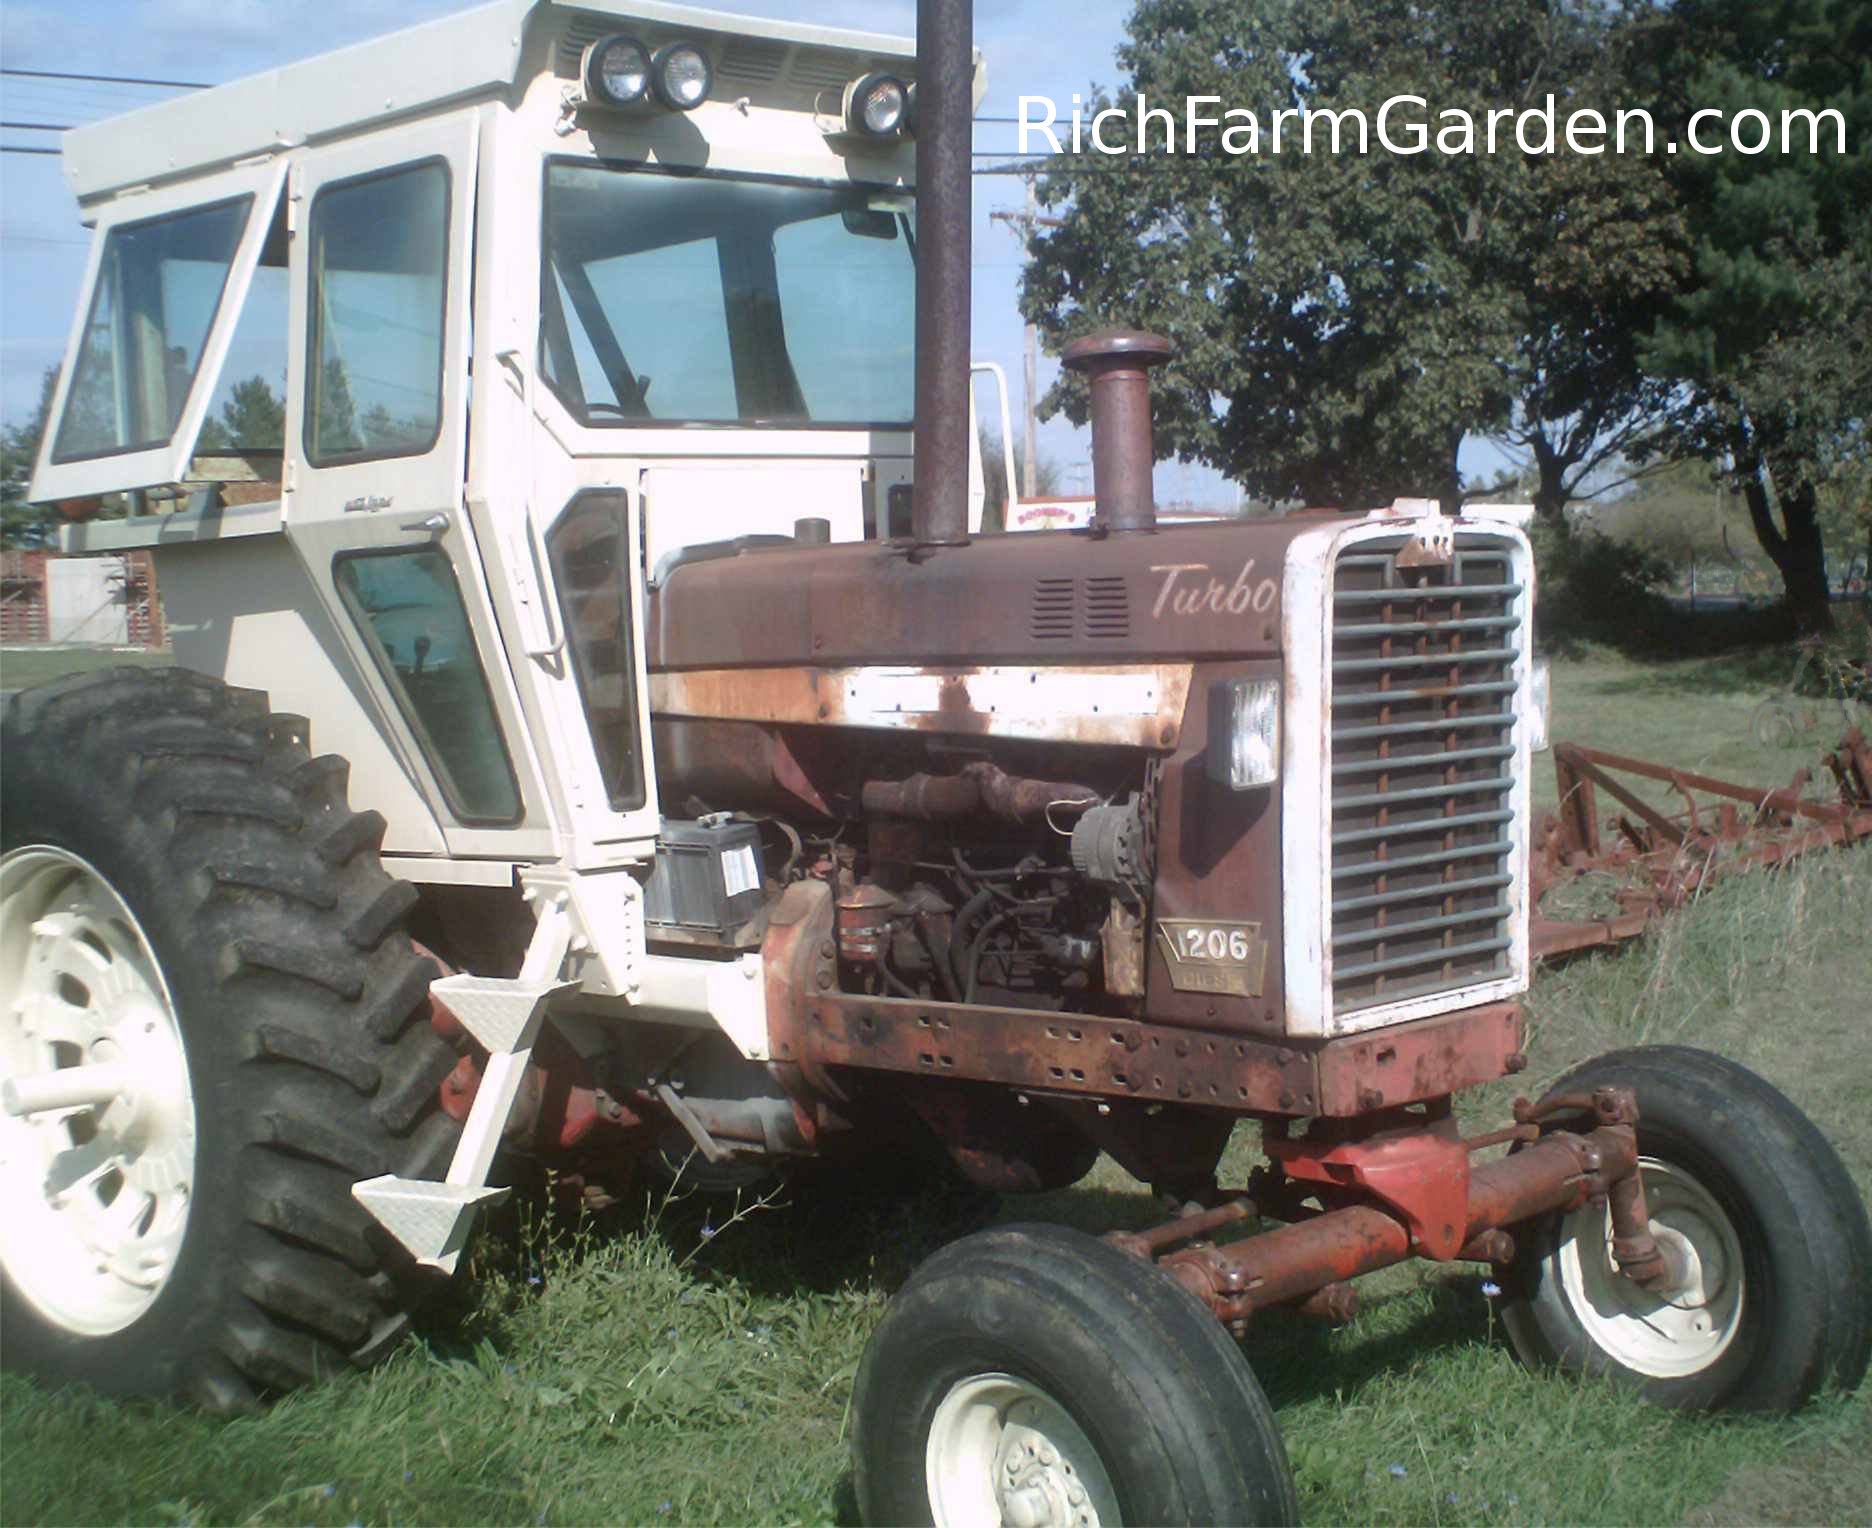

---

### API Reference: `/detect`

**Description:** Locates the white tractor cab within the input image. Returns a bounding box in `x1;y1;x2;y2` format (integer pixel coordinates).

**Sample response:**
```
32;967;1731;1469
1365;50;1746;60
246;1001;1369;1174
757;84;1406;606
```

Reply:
38;0;997;877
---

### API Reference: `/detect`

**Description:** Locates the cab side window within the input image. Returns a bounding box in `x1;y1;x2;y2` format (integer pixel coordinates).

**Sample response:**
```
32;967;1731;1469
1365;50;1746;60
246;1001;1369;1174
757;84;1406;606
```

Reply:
53;196;250;462
305;161;449;464
199;195;289;452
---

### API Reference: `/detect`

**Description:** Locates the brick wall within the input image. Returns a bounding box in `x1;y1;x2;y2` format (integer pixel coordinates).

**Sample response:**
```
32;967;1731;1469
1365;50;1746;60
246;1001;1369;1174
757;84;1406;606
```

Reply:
0;548;167;649
0;550;49;643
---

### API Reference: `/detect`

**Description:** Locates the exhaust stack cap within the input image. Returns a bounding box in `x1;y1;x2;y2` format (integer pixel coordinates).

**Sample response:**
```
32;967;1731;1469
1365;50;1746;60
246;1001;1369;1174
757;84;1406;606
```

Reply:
1063;330;1173;535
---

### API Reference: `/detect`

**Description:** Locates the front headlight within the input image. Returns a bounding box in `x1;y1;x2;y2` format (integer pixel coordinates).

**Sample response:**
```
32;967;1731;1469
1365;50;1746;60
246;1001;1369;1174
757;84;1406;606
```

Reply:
584;35;650;107
650;42;713;111
1208;678;1282;789
844;72;910;137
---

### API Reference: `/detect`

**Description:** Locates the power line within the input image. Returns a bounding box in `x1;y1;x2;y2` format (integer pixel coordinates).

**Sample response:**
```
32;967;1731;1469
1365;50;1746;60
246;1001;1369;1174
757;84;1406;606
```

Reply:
1;121;73;132
1;146;60;157
2;66;210;89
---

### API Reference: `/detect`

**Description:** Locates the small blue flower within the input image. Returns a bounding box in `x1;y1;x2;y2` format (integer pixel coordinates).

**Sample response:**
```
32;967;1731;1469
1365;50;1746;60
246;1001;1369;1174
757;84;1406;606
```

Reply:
322;1484;338;1499
1387;1464;1408;1479
699;1223;716;1239
527;1275;543;1287
403;1471;414;1483
1481;1280;1502;1297
1445;1492;1460;1505
658;1502;673;1515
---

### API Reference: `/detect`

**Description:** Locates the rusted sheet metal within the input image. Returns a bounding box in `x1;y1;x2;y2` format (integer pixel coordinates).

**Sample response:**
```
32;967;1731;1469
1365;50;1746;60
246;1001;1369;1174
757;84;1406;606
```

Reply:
647;521;1305;673
1266;1129;1472;1260
785;994;1523;1118
1062;331;1173;534
1160;1119;1640;1327
649;662;1193;750
1149;664;1290;1035
761;878;842;1113
1532;729;1872;962
797;993;1315;1111
1312;1002;1524;1116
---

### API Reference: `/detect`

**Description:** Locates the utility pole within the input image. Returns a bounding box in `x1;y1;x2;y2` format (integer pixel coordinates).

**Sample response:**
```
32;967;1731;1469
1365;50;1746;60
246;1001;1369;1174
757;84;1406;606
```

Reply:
991;174;1064;500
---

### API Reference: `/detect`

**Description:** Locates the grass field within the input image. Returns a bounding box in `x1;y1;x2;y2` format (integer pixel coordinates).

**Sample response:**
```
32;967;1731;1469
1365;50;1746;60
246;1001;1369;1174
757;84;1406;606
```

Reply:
2;645;1869;1527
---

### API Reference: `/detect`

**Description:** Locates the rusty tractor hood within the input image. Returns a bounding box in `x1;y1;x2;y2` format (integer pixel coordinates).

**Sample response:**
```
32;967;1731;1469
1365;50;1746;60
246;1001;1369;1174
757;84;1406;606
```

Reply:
646;519;1333;672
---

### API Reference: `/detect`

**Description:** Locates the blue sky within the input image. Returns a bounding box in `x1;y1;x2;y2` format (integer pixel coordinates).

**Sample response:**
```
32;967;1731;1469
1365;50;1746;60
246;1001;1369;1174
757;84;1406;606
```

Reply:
0;0;1502;506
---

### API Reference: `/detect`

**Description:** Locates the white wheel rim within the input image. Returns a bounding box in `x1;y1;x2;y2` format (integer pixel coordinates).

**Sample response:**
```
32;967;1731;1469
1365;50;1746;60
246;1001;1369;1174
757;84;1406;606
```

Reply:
0;846;196;1336
926;1371;1121;1528
1556;1157;1746;1378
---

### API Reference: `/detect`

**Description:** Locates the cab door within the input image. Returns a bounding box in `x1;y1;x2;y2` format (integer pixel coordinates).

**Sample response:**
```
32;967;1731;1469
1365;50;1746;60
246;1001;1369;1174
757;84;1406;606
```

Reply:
282;112;552;858
462;113;662;868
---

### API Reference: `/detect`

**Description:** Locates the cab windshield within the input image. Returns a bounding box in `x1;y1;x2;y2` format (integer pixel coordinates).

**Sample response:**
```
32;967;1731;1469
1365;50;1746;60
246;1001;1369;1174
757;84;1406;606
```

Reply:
541;163;914;428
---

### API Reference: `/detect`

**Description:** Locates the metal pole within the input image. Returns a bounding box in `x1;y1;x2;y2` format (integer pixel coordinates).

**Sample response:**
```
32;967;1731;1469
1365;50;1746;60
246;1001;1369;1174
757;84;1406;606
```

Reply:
1022;175;1039;499
909;0;973;546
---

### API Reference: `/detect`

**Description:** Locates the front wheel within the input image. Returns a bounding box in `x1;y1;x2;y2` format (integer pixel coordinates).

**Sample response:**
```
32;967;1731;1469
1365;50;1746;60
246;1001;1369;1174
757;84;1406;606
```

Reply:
852;1222;1297;1526
1501;1046;1870;1412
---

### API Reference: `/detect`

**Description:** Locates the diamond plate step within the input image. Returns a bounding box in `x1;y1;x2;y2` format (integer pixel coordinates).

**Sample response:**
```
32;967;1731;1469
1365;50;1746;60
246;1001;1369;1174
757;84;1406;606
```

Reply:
430;973;574;1054
352;1176;509;1274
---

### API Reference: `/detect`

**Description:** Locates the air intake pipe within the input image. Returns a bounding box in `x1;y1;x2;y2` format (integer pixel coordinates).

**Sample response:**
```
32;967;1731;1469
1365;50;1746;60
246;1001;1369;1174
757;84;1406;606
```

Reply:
1063;330;1173;533
909;0;973;547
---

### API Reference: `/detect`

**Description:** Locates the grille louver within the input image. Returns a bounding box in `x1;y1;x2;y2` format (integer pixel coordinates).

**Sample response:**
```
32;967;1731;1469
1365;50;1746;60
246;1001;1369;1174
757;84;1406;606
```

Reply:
1029;576;1132;641
1031;578;1075;640
1083;576;1130;639
718;40;786;83
1328;537;1523;1015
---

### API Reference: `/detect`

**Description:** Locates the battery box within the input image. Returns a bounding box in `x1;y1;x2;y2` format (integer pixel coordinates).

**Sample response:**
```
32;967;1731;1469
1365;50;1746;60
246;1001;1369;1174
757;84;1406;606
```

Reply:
642;817;767;934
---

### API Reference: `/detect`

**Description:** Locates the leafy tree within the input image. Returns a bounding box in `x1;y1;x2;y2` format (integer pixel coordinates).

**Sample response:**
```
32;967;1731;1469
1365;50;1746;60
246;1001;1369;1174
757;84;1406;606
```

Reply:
196;375;286;451
1020;0;1684;515
312;355;362;455
1630;0;1872;631
1;368;59;548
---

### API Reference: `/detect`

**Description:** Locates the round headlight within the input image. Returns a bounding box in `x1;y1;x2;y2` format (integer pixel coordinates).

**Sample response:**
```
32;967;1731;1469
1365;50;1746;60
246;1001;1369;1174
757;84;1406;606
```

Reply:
585;34;650;107
650;41;712;111
847;72;908;137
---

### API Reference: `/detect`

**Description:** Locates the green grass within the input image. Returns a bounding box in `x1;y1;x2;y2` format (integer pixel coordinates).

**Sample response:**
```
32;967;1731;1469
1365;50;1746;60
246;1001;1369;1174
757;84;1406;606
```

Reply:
3;652;1870;1527
1538;647;1866;818
0;645;172;692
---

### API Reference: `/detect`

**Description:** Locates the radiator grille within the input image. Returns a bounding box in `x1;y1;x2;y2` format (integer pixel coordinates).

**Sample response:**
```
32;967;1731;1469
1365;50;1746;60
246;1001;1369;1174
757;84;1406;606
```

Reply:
1328;536;1523;1015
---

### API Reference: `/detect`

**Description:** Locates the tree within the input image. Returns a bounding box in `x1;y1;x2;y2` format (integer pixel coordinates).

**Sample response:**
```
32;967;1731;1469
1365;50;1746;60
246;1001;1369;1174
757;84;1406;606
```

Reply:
1020;0;1685;516
312;356;362;455
196;375;286;451
1;367;59;548
1629;0;1872;632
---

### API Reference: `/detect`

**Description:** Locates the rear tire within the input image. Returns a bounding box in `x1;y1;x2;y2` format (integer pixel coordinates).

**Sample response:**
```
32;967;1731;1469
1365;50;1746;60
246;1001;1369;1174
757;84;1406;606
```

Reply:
0;667;460;1409
1501;1046;1870;1412
853;1222;1297;1526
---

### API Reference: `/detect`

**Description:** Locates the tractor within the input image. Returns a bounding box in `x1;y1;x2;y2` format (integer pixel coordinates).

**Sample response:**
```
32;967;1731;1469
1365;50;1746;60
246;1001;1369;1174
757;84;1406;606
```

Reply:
3;1;1866;1522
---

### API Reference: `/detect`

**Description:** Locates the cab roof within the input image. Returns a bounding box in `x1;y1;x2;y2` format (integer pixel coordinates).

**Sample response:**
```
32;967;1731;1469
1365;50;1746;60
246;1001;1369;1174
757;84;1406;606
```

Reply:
61;0;920;205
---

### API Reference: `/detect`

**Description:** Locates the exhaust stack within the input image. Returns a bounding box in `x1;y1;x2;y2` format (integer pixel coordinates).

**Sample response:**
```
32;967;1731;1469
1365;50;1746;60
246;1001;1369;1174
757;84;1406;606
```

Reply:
909;0;973;546
1063;331;1173;533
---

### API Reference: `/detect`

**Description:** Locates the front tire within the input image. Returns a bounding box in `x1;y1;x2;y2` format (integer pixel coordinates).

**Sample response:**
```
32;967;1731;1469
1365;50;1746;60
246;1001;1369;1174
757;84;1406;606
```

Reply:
1501;1046;1871;1412
852;1222;1297;1526
0;667;460;1408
